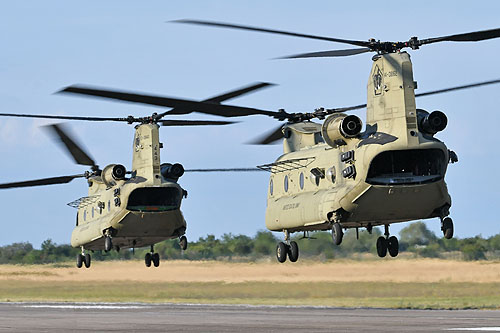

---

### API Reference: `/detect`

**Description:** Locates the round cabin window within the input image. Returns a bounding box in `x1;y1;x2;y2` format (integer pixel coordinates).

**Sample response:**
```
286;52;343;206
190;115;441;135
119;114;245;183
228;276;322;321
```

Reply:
327;166;336;183
108;200;111;212
299;172;304;190
92;207;94;218
310;172;320;186
269;179;274;195
83;211;86;221
284;175;289;192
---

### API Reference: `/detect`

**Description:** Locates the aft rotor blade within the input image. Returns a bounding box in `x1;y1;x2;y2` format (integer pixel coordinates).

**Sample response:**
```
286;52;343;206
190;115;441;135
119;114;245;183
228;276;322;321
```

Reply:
248;125;284;145
46;124;97;168
185;168;263;172
0;174;85;189
172;19;369;48
160;120;237;126
420;27;500;45
415;78;500;98
60;85;280;118
163;82;275;116
278;48;371;59
0;112;131;122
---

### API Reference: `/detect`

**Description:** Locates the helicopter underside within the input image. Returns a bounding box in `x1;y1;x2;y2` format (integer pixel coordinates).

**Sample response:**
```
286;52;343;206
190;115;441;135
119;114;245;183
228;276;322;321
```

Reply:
72;209;186;250
266;179;451;233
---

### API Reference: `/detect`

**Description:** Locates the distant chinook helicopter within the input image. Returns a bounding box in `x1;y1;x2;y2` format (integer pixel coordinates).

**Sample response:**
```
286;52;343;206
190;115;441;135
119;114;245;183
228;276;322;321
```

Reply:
0;82;271;268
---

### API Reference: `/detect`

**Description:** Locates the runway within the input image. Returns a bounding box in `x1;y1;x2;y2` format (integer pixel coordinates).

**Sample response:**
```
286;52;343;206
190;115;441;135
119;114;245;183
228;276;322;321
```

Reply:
0;302;499;332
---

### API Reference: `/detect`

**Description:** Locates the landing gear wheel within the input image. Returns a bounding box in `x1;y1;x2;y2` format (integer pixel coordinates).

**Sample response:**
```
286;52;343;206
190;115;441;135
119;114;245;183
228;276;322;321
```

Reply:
332;223;343;246
179;236;188;251
152;253;160;267
387;236;399;257
288;241;299;262
276;242;287;263
104;236;113;252
76;254;83;268
84;253;91;268
442;217;454;239
145;253;152;267
376;236;388;258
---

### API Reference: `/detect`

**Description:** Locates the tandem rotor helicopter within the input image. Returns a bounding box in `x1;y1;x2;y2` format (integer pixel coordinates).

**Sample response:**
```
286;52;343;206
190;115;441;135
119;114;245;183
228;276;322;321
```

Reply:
0;82;273;268
1;22;500;267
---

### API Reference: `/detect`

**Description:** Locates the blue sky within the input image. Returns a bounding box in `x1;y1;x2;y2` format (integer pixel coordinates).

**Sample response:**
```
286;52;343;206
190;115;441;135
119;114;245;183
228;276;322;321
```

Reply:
0;1;499;247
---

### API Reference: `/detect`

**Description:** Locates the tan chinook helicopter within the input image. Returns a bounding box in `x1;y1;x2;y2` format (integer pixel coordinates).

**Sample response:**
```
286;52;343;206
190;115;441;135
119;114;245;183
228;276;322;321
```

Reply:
0;82;272;268
167;20;500;262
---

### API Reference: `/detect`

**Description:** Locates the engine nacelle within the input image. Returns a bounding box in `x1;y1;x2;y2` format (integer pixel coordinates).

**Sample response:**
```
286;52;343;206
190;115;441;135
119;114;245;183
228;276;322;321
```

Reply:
321;114;363;147
161;163;184;181
417;109;447;135
101;164;127;187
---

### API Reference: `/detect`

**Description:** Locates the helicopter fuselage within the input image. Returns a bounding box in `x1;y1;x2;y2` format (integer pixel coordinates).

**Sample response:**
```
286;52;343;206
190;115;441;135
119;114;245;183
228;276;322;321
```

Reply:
70;123;187;251
264;51;453;235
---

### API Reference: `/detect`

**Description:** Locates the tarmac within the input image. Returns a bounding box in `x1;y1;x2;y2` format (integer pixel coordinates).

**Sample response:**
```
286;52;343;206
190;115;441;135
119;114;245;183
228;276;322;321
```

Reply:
0;302;499;332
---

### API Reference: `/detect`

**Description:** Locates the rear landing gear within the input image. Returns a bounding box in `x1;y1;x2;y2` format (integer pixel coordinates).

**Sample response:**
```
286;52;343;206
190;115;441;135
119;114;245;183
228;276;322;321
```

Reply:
145;245;160;267
275;230;300;263
179;236;188;251
441;217;454;239
376;225;399;258
76;247;91;268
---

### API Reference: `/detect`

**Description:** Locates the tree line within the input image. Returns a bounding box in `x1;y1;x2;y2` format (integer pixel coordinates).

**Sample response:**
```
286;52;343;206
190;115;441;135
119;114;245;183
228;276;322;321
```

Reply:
1;222;499;264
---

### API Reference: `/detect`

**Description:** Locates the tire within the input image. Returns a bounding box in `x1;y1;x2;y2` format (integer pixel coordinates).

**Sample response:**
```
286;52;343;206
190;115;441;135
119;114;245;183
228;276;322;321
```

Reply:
76;254;83;268
145;253;152;267
376;236;388;258
104;236;113;252
388;236;399;257
276;242;287;263
288;241;299;262
442;217;454;239
84;253;91;268
179;236;188;251
332;223;343;246
152;253;160;267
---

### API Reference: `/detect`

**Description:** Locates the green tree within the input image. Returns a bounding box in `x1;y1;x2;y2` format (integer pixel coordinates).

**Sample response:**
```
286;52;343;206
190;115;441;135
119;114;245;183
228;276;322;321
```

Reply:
399;222;438;249
253;231;277;255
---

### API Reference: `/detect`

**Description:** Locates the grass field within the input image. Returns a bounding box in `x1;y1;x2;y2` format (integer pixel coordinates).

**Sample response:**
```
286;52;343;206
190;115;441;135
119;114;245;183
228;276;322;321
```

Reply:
1;259;500;309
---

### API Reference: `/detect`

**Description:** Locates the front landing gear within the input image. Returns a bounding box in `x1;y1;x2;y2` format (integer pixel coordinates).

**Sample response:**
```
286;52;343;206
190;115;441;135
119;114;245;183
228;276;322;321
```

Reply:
376;225;399;258
76;247;91;268
275;230;300;263
441;217;454;239
145;245;160;267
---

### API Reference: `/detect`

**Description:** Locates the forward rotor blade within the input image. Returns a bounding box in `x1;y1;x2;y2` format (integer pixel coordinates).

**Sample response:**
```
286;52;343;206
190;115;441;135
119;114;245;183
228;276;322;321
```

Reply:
0;112;131;122
160;120;237;126
172;19;369;48
415;78;500;98
248;125;284;145
278;48;371;59
60;85;280;118
46;124;97;168
185;168;263;172
0;174;85;189
421;27;500;45
163;82;275;116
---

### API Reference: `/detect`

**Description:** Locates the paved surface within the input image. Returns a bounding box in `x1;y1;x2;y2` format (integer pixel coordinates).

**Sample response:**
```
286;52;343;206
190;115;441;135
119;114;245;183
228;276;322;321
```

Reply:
0;303;499;332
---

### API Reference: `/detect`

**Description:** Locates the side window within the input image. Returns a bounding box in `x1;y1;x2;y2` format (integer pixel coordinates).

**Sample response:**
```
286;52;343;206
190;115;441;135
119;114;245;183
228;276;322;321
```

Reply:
327;166;336;183
299;172;304;190
108;200;111;212
269;178;273;196
284;175;289;192
92;207;94;218
83;210;86;221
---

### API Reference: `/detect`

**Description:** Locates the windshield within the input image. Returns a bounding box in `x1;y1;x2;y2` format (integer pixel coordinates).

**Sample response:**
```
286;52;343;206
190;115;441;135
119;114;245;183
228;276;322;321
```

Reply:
127;187;181;212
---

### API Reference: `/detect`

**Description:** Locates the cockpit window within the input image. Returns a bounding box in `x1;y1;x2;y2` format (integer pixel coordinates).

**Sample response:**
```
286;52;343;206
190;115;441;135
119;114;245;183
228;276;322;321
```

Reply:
127;187;181;212
366;149;445;185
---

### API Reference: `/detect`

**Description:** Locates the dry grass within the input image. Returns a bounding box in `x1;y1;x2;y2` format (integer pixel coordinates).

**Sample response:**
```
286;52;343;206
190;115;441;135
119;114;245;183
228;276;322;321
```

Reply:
1;259;500;309
1;259;500;283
